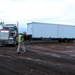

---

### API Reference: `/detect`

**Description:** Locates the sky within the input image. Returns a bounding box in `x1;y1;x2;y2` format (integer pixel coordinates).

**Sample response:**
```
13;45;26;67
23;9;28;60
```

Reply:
0;0;75;32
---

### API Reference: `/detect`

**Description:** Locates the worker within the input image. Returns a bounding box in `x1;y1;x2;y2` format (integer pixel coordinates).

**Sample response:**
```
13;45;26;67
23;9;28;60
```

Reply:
17;33;26;54
23;32;27;41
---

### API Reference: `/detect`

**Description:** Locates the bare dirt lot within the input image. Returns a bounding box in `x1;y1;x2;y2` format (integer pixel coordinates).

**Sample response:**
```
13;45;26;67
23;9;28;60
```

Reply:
0;42;75;75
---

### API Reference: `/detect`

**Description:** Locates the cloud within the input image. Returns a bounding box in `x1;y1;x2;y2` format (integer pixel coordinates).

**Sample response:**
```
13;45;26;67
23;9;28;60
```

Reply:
0;0;75;27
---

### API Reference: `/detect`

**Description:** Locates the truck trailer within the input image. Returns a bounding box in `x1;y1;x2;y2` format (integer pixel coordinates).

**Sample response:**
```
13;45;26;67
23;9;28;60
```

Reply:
0;23;18;46
27;22;75;42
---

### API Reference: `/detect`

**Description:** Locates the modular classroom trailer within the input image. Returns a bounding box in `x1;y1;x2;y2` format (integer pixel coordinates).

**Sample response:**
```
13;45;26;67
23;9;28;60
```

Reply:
27;22;75;42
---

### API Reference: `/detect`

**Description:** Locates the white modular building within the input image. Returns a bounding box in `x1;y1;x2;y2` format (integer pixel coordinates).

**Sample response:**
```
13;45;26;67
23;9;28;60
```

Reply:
27;22;75;41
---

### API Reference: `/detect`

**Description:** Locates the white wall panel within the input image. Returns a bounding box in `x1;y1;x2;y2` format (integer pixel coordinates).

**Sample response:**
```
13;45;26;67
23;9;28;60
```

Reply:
27;22;75;38
58;25;75;38
33;23;58;38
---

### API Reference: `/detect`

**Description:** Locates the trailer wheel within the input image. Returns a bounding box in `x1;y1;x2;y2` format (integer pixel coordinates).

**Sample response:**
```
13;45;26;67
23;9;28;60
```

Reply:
63;40;66;42
58;40;61;42
67;40;73;42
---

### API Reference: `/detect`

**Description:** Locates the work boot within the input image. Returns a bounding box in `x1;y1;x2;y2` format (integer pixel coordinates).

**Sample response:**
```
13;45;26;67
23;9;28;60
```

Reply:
17;52;21;54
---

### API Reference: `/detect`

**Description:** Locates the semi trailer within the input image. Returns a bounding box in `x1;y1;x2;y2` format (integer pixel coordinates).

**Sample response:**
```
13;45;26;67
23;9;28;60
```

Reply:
0;23;18;46
27;22;75;42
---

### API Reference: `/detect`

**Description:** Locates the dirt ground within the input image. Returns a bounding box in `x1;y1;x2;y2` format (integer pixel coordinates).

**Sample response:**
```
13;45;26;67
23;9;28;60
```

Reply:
0;42;75;75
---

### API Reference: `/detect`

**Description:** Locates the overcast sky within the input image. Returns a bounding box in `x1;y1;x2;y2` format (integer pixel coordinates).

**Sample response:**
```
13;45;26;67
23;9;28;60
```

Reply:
0;0;75;29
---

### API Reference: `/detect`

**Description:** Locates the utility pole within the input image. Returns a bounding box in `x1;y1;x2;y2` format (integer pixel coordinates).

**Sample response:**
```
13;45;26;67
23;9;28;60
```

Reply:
17;22;19;34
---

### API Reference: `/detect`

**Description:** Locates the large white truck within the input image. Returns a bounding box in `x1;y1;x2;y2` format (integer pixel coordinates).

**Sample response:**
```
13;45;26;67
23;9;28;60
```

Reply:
0;23;18;46
27;22;75;42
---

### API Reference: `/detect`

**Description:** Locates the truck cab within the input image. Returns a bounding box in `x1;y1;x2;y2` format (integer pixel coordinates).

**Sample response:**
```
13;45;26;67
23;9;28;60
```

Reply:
0;24;18;46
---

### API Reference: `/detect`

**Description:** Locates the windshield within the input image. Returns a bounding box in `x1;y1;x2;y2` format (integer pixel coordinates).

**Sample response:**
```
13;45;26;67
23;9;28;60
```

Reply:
3;26;17;31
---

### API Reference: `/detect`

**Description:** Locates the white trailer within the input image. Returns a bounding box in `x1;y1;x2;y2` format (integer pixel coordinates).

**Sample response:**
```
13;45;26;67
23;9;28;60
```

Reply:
27;22;75;42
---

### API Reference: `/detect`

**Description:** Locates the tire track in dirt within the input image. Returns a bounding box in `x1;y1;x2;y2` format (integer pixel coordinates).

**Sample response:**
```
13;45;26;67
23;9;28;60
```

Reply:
0;43;75;75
